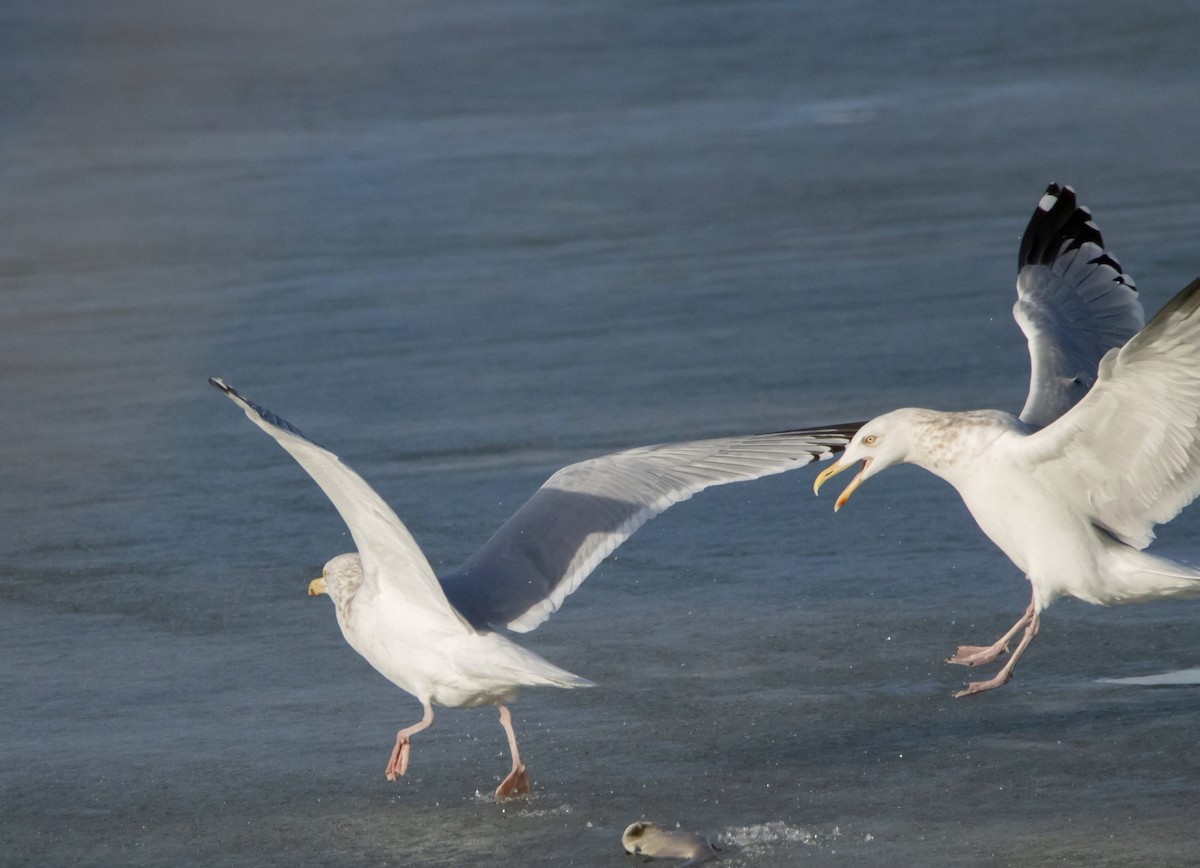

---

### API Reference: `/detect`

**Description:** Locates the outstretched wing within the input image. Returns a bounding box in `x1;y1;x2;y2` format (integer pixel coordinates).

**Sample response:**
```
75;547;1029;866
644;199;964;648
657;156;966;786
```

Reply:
439;423;862;632
1021;277;1200;549
1014;183;1143;429
210;378;469;630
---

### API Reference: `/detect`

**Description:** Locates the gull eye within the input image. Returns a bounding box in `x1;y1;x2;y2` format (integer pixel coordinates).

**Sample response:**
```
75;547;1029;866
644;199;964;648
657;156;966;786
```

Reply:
862;434;878;446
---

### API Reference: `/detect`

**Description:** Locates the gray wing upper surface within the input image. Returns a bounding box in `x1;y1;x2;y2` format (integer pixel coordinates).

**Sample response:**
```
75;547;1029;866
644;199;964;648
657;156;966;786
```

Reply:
1014;184;1144;430
439;423;862;633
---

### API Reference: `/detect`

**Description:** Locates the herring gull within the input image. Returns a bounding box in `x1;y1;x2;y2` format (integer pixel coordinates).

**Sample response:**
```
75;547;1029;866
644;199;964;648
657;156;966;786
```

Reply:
211;377;859;794
814;184;1200;696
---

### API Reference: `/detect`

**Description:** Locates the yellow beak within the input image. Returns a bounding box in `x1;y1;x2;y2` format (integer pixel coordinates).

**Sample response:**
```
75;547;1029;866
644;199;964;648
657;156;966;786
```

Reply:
308;577;327;597
813;458;871;512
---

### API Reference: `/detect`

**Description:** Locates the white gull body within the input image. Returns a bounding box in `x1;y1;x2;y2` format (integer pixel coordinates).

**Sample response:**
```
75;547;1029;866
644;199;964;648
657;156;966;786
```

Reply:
815;185;1200;696
212;377;859;794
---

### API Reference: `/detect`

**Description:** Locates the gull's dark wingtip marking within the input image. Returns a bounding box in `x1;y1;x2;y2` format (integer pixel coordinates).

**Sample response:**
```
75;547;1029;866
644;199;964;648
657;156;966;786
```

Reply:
1018;183;1133;292
766;420;867;459
772;420;867;440
209;376;248;404
210;377;318;445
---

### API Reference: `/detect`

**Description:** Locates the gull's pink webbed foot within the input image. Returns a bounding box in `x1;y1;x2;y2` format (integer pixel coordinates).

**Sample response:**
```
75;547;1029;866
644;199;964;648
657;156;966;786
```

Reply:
954;670;1014;697
946;603;1035;667
953;610;1041;698
946;641;1011;667
384;701;434;782
493;704;532;800
495;764;532;799
385;737;411;782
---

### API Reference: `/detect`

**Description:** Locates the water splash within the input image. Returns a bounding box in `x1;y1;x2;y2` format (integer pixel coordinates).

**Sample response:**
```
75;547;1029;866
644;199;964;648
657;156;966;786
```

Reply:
721;820;839;852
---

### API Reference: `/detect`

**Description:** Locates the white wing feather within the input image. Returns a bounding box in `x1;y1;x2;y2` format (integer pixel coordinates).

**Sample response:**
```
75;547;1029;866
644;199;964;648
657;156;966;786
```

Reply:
211;379;470;631
1021;277;1200;548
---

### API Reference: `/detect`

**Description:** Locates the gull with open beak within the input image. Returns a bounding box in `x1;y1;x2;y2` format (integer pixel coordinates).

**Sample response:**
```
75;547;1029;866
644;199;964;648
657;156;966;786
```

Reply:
816;184;1200;696
813;452;874;513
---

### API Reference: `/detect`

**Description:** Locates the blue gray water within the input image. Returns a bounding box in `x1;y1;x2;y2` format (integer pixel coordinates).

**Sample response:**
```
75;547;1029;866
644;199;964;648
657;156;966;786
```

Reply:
3;1;1199;864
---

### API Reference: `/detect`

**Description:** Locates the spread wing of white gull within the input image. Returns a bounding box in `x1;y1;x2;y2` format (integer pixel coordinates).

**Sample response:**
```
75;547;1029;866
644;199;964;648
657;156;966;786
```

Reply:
211;378;860;795
814;184;1200;696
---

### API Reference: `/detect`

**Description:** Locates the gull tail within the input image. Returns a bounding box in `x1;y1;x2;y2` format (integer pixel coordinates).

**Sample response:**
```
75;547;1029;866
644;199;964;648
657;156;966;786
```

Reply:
486;634;597;690
527;666;596;690
1103;545;1200;604
512;650;596;690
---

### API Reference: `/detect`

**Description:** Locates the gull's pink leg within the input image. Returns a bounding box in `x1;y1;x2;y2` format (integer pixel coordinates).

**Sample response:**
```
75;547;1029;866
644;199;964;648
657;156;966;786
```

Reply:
947;599;1036;667
493;704;531;799
385;701;434;782
954;611;1041;698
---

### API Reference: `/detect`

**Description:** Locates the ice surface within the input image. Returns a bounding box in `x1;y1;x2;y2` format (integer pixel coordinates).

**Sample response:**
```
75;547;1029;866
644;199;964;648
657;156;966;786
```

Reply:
3;0;1200;865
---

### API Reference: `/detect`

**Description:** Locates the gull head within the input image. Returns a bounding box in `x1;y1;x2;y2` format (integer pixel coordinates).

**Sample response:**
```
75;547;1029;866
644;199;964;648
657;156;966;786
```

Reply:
813;409;921;511
310;552;364;607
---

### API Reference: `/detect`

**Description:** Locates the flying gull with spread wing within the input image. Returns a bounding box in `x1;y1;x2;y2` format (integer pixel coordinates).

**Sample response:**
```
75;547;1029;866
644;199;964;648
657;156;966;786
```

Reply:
814;184;1200;696
212;377;859;795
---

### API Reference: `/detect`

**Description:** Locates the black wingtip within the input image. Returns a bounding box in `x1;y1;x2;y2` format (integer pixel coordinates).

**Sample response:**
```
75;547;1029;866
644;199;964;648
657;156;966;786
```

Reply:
1017;184;1133;292
768;420;865;435
822;420;867;442
209;377;318;445
768;420;866;453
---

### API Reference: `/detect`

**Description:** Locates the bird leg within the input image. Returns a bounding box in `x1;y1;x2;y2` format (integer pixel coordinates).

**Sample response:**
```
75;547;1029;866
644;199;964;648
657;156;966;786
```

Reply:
946;601;1035;667
493;704;532;799
954;610;1041;698
385;701;434;781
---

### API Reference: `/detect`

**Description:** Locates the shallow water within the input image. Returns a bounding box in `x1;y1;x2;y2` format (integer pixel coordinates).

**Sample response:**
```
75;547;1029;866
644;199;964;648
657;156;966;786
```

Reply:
3;1;1200;865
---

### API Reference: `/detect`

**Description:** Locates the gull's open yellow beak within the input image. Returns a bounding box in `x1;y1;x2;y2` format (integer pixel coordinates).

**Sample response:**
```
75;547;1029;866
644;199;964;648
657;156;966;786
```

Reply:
308;577;327;597
813;458;871;512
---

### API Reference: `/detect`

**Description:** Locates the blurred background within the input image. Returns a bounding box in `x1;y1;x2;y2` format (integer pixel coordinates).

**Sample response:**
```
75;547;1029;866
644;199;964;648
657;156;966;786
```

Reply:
2;1;1198;864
